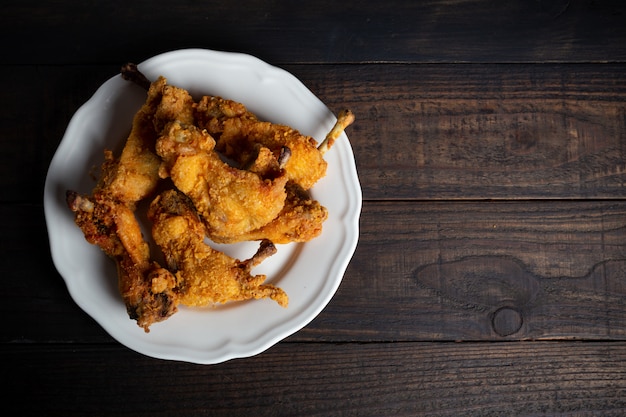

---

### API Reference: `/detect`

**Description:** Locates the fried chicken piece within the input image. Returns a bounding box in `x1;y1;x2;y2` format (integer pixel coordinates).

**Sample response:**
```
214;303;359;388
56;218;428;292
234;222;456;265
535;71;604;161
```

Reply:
66;190;179;332
149;190;288;307
193;95;256;137
156;121;289;241
222;117;326;190
194;95;321;189
193;99;353;243
102;74;195;204
195;97;355;190
212;182;328;244
64;73;196;332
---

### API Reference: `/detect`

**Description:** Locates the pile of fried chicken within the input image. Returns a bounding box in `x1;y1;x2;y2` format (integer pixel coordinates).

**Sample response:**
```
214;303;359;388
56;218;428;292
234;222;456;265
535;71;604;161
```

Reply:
66;64;354;332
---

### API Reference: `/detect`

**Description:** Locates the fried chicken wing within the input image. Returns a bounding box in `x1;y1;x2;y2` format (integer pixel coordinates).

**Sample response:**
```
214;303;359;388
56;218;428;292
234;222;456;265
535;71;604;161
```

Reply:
156;121;289;241
148;190;288;307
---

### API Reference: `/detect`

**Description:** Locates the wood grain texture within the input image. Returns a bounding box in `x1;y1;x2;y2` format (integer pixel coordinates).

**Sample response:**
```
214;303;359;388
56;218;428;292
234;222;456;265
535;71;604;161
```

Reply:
5;342;626;416
3;1;626;414
302;63;626;200
303;200;626;341
0;65;118;203
2;0;626;65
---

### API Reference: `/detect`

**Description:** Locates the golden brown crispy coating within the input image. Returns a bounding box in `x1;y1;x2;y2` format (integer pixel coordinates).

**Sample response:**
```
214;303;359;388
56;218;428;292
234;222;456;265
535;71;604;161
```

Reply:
156;121;289;241
224;118;327;190
67;69;351;330
211;182;328;244
195;96;326;190
149;190;288;307
193;95;256;136
101;76;195;204
65;75;196;332
66;190;179;332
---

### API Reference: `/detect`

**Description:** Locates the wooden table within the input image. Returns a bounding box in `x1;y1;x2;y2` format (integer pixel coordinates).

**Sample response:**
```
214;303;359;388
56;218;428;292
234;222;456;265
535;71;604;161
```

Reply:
3;0;626;415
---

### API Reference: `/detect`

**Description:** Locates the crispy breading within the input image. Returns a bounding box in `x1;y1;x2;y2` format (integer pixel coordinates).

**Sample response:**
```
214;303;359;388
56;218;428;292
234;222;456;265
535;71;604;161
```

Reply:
66;76;196;332
67;69;352;331
102;76;195;204
156;121;288;241
211;182;328;244
149;190;288;307
66;189;179;333
195;95;326;190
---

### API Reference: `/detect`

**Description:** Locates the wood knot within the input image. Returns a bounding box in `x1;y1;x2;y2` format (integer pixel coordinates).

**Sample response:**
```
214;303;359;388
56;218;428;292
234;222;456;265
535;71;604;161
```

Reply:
491;307;523;336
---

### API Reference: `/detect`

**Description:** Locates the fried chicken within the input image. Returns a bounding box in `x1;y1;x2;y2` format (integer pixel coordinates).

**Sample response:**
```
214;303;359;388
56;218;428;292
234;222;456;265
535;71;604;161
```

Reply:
66;188;179;333
65;73;196;332
156;120;289;241
66;65;353;331
101;74;195;204
149;189;288;307
211;181;328;244
195;96;356;190
192;98;354;244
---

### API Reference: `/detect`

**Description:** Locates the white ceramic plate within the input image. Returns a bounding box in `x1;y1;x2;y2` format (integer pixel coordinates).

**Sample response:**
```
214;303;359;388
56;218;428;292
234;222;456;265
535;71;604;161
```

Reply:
44;49;361;364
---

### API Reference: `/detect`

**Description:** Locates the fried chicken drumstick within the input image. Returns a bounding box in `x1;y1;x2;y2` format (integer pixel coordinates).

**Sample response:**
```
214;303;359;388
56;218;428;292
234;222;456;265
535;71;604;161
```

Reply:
66;186;179;332
149;190;288;307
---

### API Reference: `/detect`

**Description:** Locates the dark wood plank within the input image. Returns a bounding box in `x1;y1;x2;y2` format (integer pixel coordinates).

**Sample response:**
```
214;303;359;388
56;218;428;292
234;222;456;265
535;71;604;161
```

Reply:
5;1;626;414
6;200;625;342
3;0;626;65
3;64;626;203
5;341;626;416
305;63;626;200
0;65;118;203
0;204;113;343
304;200;626;341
